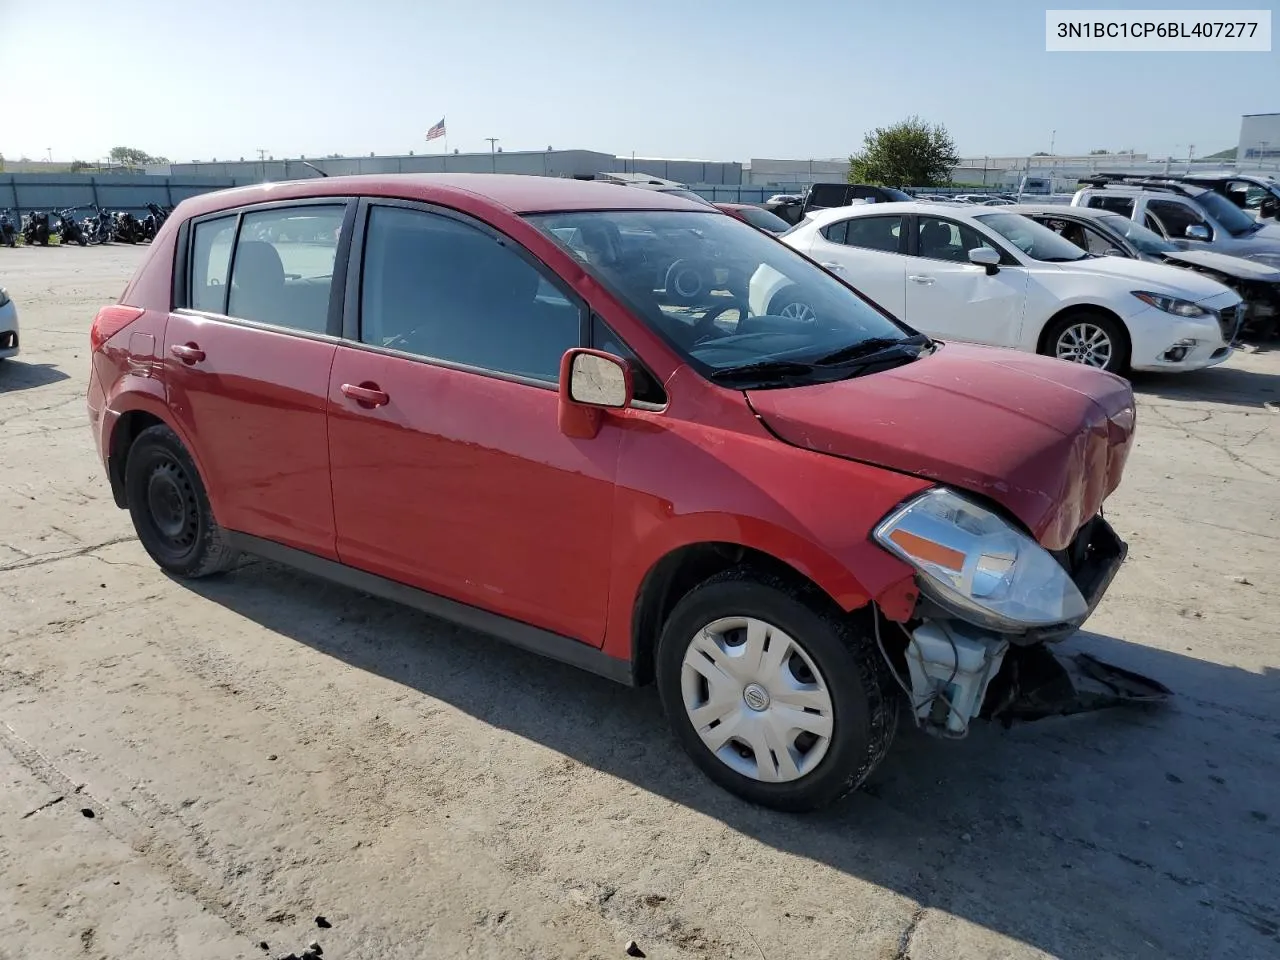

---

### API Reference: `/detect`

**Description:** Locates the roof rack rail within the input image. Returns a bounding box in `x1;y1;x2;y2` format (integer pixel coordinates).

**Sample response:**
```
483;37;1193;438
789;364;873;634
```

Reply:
1076;175;1194;194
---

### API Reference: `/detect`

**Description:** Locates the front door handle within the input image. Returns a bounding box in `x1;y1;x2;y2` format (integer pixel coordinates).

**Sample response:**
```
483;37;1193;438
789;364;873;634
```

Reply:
908;275;935;285
170;342;205;364
819;261;846;273
341;382;390;408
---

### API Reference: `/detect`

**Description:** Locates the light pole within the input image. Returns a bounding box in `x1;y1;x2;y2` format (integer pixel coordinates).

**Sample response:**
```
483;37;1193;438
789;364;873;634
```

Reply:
1049;130;1056;156
485;138;500;173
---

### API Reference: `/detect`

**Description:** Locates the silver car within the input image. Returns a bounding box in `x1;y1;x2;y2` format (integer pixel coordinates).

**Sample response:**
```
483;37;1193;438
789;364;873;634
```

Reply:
1072;180;1280;268
0;286;18;360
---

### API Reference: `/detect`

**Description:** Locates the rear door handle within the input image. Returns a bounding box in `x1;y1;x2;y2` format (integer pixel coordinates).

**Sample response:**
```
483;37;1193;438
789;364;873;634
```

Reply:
819;261;846;273
170;342;205;364
340;382;390;407
908;275;935;284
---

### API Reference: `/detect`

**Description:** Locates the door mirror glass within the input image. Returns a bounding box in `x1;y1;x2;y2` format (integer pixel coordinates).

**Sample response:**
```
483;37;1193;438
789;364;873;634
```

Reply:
967;246;1000;267
1185;224;1211;241
567;350;631;408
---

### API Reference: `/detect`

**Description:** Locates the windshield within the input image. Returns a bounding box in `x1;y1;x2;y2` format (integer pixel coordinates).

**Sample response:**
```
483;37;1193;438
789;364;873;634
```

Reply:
1195;190;1258;235
881;187;914;202
528;210;916;383
1097;214;1178;255
736;206;791;234
975;212;1089;261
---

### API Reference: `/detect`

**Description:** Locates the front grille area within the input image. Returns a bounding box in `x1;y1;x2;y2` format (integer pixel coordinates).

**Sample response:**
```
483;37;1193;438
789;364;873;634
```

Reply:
0;330;17;350
1218;304;1240;343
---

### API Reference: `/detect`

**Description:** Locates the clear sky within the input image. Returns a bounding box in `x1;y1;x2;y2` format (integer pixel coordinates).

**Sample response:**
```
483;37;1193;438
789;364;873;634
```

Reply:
1;0;1275;164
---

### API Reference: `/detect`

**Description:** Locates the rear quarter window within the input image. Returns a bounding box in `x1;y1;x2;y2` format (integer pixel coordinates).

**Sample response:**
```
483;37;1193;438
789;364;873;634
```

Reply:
190;216;236;313
1086;195;1136;216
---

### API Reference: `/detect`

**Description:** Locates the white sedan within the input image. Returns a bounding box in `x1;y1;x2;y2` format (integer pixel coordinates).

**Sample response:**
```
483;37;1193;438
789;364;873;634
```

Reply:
754;202;1242;374
0;286;17;360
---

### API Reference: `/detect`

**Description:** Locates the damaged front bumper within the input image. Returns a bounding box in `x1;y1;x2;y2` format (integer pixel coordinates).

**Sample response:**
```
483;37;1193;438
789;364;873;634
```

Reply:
891;515;1171;737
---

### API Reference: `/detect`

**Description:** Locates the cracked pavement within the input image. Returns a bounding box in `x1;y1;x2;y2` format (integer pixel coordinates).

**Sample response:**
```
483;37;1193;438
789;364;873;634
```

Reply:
1;246;1278;959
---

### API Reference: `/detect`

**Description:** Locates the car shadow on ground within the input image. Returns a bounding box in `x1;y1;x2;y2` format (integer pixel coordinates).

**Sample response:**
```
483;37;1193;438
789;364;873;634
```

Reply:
0;361;70;393
186;562;1280;960
1130;362;1279;408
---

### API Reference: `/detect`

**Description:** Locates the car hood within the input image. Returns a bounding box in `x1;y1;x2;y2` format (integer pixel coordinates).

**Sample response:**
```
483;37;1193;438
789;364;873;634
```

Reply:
1162;249;1280;282
1056;255;1232;301
746;343;1135;551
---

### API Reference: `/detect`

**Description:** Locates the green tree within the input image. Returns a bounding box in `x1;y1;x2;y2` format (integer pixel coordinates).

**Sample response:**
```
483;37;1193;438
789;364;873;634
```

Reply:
70;159;91;173
848;116;959;188
109;146;168;168
1089;149;1109;155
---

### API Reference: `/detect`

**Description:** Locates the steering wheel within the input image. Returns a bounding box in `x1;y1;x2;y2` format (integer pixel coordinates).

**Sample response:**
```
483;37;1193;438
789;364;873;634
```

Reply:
691;300;749;344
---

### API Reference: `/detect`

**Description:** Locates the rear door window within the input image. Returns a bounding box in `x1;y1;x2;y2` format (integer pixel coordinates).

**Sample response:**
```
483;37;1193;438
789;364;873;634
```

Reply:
228;206;346;333
842;215;903;253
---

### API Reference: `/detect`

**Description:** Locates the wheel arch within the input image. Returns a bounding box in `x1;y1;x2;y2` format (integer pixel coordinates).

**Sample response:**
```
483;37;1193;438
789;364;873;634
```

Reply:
104;397;210;514
1036;302;1132;357
628;540;886;687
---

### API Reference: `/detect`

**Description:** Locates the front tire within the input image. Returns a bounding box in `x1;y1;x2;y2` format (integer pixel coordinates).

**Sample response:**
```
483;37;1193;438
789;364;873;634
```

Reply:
664;259;710;306
766;286;819;322
124;424;238;578
1042;311;1129;374
656;569;898;812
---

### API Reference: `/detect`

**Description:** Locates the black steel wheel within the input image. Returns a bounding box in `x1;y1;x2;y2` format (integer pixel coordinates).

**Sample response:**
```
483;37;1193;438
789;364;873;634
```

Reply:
124;424;237;578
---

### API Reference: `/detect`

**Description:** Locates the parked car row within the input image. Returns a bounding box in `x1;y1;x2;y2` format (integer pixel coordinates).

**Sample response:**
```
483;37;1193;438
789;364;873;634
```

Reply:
88;173;1163;813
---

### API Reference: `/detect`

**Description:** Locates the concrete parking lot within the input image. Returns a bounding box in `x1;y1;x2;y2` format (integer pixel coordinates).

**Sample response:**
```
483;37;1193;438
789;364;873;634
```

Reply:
1;245;1277;960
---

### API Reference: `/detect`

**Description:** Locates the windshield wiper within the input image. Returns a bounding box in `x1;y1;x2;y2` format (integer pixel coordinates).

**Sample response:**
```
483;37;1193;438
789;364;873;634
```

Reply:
708;360;816;384
812;334;930;366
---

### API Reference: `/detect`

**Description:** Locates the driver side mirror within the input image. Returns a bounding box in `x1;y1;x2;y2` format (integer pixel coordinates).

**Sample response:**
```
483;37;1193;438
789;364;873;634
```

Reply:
557;349;633;439
1185;224;1210;241
1103;247;1126;257
968;246;1000;275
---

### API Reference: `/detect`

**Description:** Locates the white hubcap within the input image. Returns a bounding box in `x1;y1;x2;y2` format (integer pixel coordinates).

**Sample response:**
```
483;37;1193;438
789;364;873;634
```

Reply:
680;616;834;783
1056;323;1113;368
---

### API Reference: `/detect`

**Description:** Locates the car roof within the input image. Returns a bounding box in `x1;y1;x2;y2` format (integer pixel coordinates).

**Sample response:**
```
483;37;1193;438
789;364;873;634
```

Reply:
713;202;753;211
173;173;711;220
1004;203;1111;220
804;201;990;225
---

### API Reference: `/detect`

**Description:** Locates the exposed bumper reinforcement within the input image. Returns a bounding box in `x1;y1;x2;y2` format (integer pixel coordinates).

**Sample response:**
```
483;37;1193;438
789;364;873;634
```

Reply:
982;643;1172;724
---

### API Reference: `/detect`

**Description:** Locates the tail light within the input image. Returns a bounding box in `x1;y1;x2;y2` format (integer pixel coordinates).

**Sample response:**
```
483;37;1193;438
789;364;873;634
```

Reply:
90;305;145;353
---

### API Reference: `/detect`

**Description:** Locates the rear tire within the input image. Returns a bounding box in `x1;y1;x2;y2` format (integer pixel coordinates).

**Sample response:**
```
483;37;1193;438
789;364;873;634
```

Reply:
655;568;898;812
1041;311;1130;374
124;424;238;578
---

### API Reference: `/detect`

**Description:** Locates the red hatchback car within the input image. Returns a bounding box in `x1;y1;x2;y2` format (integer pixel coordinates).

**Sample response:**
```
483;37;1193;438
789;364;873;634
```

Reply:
88;174;1138;811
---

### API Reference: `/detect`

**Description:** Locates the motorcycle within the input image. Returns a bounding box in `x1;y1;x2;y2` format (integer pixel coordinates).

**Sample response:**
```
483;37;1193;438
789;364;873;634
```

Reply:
0;209;17;247
81;206;114;245
112;211;146;244
56;208;88;246
141;202;172;242
22;211;52;246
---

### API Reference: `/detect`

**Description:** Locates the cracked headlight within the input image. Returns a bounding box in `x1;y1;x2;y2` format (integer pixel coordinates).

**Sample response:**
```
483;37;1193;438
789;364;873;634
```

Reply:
1131;291;1211;318
874;488;1088;631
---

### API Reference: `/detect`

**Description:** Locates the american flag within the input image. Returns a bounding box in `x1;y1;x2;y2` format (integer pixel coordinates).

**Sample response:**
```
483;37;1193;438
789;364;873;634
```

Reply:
425;118;446;142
